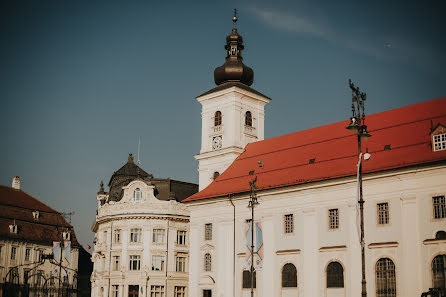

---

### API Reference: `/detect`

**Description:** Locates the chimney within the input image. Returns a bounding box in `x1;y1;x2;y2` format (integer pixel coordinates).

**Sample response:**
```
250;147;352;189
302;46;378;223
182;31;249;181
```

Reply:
12;176;20;190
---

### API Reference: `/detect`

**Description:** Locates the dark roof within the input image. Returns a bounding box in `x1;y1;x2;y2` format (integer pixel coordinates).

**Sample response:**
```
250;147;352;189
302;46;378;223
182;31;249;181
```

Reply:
108;154;152;186
0;185;80;246
184;97;446;202
198;82;270;99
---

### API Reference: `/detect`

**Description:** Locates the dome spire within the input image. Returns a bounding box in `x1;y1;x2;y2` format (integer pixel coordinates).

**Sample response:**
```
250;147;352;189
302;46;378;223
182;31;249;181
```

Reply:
214;10;254;86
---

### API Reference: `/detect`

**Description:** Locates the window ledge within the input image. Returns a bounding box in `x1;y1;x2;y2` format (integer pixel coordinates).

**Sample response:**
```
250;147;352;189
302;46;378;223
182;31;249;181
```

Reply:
423;238;446;245
319;245;347;252
276;249;301;255
368;241;398;249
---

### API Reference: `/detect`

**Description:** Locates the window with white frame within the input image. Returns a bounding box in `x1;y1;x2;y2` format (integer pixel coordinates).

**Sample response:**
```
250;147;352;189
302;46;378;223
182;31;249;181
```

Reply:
37;249;44;262
376;258;396;297
150;285;164;297
112;285;119;297
377;202;389;225
434;133;446;151
176;256;186;272
174;286;186;297
433;196;446;219
152;255;165;271
25;248;31;261
329;209;339;229
10;247;17;260
113;256;120;271
204;223;212;240
129;255;141;270
204;253;211;272
284;214;294;234
177;230;187;245
152;229;165;243
130;228;142;243
113;229;121;243
133;188;142;201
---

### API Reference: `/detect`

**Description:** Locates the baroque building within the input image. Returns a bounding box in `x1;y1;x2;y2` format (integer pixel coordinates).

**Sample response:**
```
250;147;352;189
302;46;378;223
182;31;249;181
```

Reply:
91;154;197;297
184;15;446;297
0;176;91;297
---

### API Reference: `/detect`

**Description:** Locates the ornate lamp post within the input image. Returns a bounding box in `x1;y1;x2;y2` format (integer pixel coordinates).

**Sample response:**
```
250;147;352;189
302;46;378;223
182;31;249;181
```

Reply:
248;176;259;297
346;79;371;297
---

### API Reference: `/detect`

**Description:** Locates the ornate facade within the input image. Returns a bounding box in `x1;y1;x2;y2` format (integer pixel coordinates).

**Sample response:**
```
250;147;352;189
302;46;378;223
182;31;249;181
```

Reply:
91;154;197;297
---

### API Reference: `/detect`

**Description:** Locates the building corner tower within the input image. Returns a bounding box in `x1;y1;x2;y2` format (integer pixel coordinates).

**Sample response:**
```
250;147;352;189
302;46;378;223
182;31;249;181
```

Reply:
195;14;271;190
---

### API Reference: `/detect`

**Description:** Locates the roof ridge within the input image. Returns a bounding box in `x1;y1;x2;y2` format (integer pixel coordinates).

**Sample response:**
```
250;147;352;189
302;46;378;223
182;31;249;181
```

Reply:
0;185;61;214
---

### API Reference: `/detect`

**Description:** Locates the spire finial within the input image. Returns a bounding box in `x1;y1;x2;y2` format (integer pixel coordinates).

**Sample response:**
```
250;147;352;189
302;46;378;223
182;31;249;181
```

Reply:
233;8;238;28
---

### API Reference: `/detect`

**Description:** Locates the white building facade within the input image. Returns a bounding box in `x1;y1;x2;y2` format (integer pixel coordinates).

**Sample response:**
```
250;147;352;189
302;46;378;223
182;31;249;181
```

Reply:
185;15;446;297
91;155;197;297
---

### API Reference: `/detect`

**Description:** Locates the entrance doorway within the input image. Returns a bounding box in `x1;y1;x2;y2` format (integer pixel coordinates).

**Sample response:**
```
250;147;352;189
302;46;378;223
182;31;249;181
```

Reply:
129;285;139;297
203;289;212;297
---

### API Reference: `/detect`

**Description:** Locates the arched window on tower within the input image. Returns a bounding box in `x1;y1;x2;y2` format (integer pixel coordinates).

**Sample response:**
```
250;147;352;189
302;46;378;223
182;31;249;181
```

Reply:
214;111;222;126
245;111;252;126
435;231;446;240
326;261;344;288
242;269;256;288
432;254;446;291
204;253;212;272
133;188;142;201
282;263;297;287
376;258;396;297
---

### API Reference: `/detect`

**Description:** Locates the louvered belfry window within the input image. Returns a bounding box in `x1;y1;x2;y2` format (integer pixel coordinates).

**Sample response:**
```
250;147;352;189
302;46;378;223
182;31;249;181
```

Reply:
327;262;344;288
376;258;396;297
245;111;252;126
214;111;222;126
282;263;297;287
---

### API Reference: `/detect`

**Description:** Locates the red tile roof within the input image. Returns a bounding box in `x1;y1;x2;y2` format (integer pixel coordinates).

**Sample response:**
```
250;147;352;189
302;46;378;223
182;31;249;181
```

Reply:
184;97;446;202
0;185;79;246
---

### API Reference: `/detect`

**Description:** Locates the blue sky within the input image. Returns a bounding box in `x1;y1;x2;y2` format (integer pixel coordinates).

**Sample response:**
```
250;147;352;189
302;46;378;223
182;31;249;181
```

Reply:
1;0;445;248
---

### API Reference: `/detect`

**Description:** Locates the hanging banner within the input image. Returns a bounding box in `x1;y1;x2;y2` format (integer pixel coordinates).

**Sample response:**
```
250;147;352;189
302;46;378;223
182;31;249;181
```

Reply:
244;221;263;270
64;241;71;264
53;242;61;263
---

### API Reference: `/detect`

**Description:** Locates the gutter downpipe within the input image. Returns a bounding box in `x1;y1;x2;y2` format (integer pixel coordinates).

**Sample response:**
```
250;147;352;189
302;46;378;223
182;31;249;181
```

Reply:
229;194;235;297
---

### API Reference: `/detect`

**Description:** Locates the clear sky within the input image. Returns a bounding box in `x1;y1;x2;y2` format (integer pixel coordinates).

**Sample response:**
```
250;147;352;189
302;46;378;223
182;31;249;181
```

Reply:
1;0;445;249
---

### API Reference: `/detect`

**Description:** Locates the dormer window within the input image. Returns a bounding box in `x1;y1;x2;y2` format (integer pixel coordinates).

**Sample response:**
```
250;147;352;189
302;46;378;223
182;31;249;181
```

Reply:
62;231;71;241
433;133;446;151
214;111;222;126
32;211;40;220
133;188;142;201
9;224;18;234
245;111;252;126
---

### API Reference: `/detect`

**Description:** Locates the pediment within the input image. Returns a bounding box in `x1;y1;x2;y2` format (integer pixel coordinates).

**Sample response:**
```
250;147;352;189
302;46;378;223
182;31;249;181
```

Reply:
198;274;215;285
431;123;446;135
200;243;215;250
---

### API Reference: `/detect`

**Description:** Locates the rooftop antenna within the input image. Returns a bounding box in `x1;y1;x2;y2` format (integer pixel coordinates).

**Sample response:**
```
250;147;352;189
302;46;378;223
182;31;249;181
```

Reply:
137;137;141;166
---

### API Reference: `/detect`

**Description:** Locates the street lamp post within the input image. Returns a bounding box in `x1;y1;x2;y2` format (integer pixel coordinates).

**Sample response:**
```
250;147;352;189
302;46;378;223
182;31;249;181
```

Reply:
248;176;259;297
346;79;371;297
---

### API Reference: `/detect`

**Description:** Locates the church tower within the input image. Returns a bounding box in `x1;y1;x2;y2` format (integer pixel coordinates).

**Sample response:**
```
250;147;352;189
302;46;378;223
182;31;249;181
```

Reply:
195;14;271;190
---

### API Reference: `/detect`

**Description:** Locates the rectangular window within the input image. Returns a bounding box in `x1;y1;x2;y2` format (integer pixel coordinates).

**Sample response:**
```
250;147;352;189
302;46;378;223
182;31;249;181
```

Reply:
38;250;44;262
25;248;31;261
242;270;256;288
433;133;446;151
377;203;389;225
152;229;165;243
174;286;186;297
0;245;3;259
150;285;165;297
23;269;30;283
284;214;294;234
104;231;108;245
114;229;121;243
176;256;186;272
152;255;165;271
113;256;120;271
203;290;212;297
11;247;17;260
129;255;141;270
177;230;187;245
329;209;339;229
112;285;119;297
204;223;212;240
433;196;446;219
130;228;142;243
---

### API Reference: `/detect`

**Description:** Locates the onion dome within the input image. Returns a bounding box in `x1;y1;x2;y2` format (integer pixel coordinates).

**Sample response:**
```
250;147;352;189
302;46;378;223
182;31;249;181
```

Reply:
214;14;254;86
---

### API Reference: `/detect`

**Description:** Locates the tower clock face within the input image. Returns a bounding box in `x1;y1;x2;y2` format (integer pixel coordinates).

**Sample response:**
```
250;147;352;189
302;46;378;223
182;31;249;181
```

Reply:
212;136;222;149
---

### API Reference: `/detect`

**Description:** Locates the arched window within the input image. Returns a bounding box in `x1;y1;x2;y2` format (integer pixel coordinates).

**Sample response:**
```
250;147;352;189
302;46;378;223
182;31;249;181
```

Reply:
204;253;211;272
242;270;256;288
435;231;446;240
133;188;142;201
214;111;222;126
213;172;220;180
327;261;344;288
282;263;297;287
432;254;446;291
376;258;396;297
245;111;252;126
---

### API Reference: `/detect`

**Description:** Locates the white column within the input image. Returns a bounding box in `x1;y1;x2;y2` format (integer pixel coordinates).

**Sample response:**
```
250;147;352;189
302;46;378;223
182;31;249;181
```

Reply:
400;195;421;297
261;215;275;297
303;208;318;297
